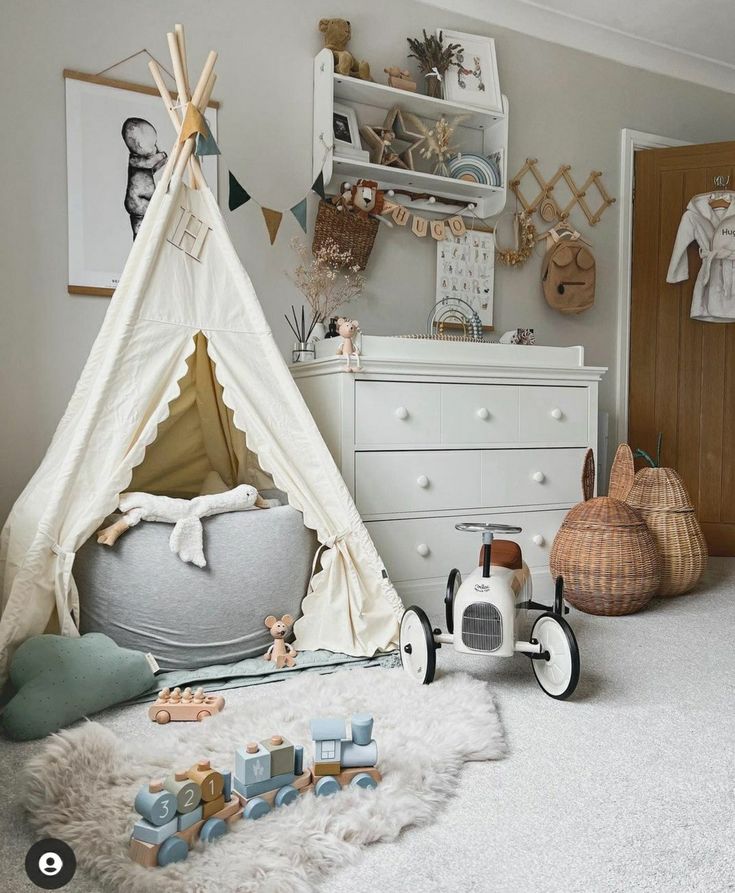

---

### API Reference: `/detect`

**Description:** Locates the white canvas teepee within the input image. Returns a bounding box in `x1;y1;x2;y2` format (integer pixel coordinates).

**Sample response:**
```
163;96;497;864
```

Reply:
0;29;402;684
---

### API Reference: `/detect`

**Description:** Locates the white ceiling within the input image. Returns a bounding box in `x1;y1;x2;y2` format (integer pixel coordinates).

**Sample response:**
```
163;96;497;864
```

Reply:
420;0;735;93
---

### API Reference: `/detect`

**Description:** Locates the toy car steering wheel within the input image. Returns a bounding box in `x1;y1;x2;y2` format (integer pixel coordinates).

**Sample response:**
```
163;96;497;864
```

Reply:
455;522;522;534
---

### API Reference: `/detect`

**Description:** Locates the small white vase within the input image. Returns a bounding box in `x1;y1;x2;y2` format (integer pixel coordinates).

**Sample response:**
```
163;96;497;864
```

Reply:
311;322;327;341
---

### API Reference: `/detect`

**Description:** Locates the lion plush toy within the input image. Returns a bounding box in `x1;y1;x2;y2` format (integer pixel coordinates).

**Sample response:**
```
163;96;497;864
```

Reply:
319;18;372;81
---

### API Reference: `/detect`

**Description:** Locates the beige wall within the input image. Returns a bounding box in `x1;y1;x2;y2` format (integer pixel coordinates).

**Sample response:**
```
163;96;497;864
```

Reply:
3;0;735;522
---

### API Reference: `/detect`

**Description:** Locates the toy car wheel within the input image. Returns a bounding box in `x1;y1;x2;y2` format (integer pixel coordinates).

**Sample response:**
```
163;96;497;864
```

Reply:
445;569;461;634
200;817;227;844
399;606;436;685
154;710;171;724
530;613;580;700
196;709;211;721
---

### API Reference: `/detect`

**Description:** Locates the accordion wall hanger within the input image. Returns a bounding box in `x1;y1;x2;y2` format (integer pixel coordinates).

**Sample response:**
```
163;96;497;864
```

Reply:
510;158;616;226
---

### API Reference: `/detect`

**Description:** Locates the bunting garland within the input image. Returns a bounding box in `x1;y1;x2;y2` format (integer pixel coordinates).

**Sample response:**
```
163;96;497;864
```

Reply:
227;167;327;245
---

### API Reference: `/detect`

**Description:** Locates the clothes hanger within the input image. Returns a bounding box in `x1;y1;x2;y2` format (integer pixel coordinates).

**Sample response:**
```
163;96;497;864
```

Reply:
709;175;733;210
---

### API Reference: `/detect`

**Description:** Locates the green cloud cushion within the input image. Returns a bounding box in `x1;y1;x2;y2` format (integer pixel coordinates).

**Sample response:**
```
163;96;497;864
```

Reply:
2;633;155;741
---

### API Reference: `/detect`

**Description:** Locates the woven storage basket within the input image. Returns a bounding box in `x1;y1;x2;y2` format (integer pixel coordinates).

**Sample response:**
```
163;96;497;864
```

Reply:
550;497;661;615
312;200;379;270
626;467;707;596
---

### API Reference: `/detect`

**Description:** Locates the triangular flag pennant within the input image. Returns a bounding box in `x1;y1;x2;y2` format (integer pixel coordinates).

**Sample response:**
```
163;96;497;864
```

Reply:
179;102;208;143
290;197;308;232
228;171;251;211
261;207;283;244
312;171;326;200
195;121;220;157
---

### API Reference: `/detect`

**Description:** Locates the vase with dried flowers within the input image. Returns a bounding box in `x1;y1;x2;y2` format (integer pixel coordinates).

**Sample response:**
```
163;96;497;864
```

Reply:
407;30;462;98
409;114;465;178
288;238;365;342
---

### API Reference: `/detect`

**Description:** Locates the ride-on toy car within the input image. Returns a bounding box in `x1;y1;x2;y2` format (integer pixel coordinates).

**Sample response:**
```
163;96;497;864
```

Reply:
399;522;580;699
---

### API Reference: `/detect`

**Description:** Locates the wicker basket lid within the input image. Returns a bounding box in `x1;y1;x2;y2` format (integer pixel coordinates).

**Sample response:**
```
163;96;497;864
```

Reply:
626;467;694;511
563;496;646;529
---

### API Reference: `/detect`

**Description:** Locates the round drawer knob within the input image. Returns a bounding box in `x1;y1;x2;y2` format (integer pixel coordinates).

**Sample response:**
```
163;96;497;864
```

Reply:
416;543;430;557
550;408;563;420
416;474;430;489
476;407;490;420
532;534;545;546
532;471;545;483
395;406;409;420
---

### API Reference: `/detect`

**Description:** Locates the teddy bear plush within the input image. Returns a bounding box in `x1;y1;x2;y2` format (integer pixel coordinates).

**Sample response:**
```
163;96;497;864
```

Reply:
319;18;372;81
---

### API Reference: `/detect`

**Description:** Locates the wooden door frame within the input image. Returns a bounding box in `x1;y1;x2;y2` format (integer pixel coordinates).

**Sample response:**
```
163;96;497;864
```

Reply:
616;129;688;446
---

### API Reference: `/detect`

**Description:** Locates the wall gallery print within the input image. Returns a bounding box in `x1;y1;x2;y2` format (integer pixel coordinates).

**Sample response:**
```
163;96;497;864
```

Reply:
64;70;218;296
438;30;503;115
435;226;495;329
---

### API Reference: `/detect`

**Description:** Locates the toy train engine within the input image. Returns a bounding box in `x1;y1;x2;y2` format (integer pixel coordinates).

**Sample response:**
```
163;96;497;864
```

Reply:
309;713;381;795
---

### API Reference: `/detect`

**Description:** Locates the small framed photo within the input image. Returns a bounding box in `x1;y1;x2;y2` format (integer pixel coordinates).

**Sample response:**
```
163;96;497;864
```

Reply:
439;29;503;114
64;70;218;296
332;102;362;153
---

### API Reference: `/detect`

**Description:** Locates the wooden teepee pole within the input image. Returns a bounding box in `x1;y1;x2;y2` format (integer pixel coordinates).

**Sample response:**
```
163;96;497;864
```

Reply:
173;49;217;182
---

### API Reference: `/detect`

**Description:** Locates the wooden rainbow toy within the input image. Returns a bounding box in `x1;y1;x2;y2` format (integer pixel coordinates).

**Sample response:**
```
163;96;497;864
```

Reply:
128;713;380;867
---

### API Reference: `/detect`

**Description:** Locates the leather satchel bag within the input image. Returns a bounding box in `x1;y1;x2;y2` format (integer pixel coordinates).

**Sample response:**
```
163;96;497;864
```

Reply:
541;229;595;314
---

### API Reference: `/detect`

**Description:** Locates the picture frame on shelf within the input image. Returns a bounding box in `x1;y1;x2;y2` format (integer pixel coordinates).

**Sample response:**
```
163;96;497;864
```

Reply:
435;224;495;330
438;30;502;114
332;102;362;154
64;70;218;296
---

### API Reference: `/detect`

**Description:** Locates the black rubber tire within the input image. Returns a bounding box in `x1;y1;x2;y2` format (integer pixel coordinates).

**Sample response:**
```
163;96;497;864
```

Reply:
399;605;437;685
445;569;462;634
530;612;580;700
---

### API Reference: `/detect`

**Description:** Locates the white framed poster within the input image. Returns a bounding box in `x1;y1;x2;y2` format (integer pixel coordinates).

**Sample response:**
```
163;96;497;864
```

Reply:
439;29;503;114
435;225;495;329
64;70;219;296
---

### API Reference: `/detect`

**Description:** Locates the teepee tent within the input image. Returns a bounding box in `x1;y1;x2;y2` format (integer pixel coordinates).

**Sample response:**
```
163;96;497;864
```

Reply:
0;28;402;684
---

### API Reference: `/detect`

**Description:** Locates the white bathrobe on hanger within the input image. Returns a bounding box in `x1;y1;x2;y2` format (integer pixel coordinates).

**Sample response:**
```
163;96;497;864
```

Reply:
667;192;735;322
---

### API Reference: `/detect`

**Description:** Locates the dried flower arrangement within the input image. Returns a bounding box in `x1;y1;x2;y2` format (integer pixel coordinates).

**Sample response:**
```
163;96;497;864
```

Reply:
406;30;462;98
409;114;466;177
289;238;365;324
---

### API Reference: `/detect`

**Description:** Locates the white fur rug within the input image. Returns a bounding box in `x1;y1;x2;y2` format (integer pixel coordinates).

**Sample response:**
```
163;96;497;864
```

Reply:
22;667;505;893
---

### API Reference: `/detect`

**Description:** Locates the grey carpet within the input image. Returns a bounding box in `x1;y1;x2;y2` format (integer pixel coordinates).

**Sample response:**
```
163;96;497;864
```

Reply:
2;559;734;892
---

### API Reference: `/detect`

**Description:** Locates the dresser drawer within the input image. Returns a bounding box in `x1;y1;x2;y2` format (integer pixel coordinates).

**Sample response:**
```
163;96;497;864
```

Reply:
366;510;568;582
440;384;518;443
519;386;588;443
482;448;586;507
355;381;440;445
355;450;482;515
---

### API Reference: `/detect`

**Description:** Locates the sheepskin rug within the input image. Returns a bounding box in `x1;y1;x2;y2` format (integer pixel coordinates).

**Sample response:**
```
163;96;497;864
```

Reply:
23;667;505;893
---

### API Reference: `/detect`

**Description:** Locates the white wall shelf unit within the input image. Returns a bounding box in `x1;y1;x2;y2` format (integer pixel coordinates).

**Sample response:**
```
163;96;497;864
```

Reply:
313;48;509;218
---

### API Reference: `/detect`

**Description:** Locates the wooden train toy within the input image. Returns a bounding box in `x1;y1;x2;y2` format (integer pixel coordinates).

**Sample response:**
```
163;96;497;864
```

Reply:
148;687;226;724
129;713;380;867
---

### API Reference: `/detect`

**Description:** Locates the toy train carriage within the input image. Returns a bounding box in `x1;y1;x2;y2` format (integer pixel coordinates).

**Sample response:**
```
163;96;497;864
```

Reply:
148;687;225;724
129;760;241;868
129;714;381;868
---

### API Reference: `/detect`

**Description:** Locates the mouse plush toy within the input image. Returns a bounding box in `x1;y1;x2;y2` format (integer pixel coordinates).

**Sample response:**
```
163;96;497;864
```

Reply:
335;317;361;372
264;615;297;668
121;117;168;238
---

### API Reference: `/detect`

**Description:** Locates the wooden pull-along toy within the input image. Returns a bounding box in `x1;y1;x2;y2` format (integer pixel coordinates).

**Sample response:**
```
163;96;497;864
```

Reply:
129;713;380;867
148;687;226;724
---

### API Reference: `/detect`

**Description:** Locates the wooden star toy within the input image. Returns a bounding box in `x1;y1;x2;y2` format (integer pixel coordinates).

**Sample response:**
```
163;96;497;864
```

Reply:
360;105;426;170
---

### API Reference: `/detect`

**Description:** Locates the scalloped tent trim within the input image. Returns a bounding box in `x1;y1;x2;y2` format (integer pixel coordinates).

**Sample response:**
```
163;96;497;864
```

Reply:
0;176;401;685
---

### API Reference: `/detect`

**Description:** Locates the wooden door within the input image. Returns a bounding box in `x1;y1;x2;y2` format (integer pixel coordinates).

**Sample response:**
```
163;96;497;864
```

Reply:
630;141;735;556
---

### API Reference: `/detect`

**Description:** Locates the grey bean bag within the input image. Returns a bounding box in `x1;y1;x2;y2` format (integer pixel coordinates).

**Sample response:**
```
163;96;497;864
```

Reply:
75;497;317;670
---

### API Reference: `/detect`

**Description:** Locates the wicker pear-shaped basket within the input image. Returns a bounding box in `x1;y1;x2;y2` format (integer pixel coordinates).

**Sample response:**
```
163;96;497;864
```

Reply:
550;448;661;615
626;467;707;596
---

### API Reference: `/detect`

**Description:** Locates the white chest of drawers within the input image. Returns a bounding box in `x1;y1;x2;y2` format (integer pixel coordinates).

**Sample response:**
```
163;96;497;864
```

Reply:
290;336;606;609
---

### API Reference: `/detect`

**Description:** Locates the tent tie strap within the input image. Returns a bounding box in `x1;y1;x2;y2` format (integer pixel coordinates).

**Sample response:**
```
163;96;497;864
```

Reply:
308;528;352;591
